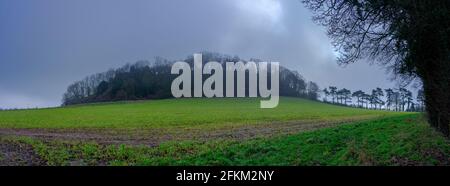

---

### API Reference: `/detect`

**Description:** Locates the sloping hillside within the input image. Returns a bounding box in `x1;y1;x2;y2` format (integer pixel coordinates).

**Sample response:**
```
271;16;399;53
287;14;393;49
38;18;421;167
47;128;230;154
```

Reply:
0;97;401;129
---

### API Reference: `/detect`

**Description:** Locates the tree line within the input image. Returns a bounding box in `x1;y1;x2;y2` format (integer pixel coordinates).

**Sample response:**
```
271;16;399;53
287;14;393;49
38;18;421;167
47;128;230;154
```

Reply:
322;86;425;112
62;52;320;105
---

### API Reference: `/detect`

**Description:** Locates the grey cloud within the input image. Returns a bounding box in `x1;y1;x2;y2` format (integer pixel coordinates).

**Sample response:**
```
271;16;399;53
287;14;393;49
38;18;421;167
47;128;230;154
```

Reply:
0;0;402;108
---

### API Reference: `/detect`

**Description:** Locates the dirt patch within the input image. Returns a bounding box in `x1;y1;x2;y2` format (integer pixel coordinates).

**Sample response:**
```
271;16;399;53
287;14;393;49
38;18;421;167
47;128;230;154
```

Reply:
421;149;450;166
0;142;46;166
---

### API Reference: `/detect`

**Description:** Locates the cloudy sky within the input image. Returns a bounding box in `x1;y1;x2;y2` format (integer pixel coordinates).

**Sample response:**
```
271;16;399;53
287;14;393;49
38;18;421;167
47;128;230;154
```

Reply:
0;0;400;108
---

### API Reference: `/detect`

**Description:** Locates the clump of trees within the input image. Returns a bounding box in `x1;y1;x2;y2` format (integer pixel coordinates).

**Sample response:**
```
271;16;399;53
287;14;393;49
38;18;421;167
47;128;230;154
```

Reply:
62;59;174;105
62;52;320;105
303;0;450;136
323;86;424;112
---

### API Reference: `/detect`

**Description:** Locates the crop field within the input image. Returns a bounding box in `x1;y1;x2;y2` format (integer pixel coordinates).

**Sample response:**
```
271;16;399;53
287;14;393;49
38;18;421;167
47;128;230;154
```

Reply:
0;97;396;129
0;97;449;166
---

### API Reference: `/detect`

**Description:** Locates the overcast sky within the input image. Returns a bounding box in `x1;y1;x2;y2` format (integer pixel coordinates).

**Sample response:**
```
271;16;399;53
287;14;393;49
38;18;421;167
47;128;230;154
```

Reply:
0;0;403;108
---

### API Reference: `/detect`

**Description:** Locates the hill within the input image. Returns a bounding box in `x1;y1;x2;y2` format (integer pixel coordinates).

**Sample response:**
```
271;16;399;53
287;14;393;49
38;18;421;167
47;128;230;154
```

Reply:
0;97;399;129
62;52;319;105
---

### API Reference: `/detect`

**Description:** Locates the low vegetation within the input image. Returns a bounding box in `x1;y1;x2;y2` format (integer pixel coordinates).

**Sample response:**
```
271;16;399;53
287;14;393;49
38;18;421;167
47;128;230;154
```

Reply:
1;97;447;166
0;97;397;129
1;114;448;166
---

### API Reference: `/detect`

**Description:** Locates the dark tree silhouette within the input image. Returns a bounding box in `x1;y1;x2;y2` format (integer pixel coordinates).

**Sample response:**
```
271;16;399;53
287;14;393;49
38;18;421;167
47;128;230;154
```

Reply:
323;88;330;102
307;81;320;100
63;52;319;105
340;88;352;105
352;90;365;108
303;0;450;136
329;86;337;103
417;89;425;112
384;88;394;111
398;88;410;111
335;88;351;105
362;93;371;109
371;88;384;109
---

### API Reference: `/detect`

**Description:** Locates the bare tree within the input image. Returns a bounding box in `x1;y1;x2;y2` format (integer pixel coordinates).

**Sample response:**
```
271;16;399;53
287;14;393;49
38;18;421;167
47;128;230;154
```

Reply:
303;0;450;136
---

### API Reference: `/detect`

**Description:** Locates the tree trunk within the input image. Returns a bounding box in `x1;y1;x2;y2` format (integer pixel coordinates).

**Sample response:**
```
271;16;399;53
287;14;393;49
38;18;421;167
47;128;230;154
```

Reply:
421;62;450;138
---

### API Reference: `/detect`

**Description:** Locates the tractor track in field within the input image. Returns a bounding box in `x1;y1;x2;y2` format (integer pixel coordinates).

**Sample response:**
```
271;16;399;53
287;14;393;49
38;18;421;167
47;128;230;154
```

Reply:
0;117;377;147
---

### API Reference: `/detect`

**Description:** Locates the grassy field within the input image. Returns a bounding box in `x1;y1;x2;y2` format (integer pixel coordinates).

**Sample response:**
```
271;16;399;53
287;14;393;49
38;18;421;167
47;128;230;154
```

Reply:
0;97;399;129
0;97;448;166
1;114;448;166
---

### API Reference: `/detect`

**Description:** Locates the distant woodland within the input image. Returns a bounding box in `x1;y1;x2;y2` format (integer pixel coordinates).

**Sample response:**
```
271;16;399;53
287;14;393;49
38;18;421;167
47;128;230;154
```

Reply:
62;52;320;105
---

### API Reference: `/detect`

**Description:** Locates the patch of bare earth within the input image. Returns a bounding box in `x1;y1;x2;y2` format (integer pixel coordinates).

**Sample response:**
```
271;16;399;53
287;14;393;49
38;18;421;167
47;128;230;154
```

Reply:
0;142;45;166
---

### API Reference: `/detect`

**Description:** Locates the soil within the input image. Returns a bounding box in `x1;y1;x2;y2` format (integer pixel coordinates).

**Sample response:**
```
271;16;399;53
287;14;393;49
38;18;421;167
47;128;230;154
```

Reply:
0;142;45;166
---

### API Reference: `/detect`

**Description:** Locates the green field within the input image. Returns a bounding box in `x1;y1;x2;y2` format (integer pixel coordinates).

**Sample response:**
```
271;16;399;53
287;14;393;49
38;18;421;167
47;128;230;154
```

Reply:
0;97;448;166
0;97;397;129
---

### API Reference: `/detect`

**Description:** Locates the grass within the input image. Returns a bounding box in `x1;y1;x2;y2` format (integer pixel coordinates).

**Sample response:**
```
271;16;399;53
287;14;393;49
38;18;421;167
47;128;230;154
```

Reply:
2;114;448;166
0;97;402;129
2;97;444;166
